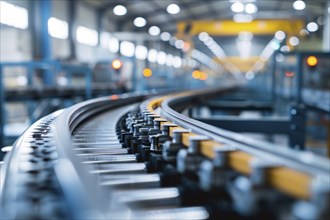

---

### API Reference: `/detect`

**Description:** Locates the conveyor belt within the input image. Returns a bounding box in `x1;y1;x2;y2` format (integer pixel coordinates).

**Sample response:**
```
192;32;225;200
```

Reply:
156;91;330;195
1;88;329;220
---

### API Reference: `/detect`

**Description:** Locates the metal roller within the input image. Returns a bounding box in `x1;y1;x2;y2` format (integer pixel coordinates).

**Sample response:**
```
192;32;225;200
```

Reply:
1;88;329;220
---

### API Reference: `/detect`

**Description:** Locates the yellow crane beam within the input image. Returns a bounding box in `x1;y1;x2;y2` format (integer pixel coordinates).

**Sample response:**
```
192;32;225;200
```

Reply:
177;19;305;37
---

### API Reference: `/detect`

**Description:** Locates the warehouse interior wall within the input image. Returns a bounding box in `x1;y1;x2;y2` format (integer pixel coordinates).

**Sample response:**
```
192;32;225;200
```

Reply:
0;27;32;62
0;0;119;63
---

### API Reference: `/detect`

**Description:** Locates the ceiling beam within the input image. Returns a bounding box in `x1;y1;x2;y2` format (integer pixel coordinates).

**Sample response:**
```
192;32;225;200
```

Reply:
177;19;305;37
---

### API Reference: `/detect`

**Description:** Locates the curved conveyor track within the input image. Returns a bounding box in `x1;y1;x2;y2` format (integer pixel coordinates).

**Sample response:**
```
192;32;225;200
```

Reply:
1;88;329;220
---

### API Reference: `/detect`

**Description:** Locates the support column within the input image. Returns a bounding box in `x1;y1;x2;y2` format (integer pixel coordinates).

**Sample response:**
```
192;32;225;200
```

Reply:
39;0;53;85
68;0;76;60
40;0;52;61
97;9;105;47
323;2;330;51
29;1;38;59
271;53;277;102
295;53;303;103
135;39;144;92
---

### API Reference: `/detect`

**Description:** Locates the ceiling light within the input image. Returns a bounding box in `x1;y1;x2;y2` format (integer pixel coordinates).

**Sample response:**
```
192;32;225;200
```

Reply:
160;32;171;41
157;51;167;65
166;54;173;67
245;71;255;80
280;45;290;52
167;4;180;14
148;26;160;36
233;14;253;23
231;2;244;13
276;53;285;62
306;22;318;32
113;5;127;16
293;0;306;10
270;40;280;50
198;32;209;41
173;56;182;68
189;59;198;68
204;38;214;46
135;45;148;60
147;49;158;63
274;30;286;41
133;17;146;27
174;40;184;49
245;3;257;14
120;41;135;57
289;36;300;46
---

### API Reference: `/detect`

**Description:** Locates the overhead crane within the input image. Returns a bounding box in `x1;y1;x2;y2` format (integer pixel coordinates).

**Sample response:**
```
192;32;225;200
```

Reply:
177;19;305;37
177;19;306;73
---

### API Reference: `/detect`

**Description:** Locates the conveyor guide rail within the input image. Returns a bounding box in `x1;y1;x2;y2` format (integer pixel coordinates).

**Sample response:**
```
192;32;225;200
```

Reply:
1;88;329;220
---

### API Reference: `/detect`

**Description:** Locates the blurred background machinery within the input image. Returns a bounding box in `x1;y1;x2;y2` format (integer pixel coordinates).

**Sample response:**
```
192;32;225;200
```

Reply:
0;0;329;219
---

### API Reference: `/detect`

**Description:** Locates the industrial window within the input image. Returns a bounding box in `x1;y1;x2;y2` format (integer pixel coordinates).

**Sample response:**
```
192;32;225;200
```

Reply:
76;26;98;46
101;33;121;54
120;41;135;57
157;51;166;65
48;17;68;40
173;56;182;68
0;1;28;29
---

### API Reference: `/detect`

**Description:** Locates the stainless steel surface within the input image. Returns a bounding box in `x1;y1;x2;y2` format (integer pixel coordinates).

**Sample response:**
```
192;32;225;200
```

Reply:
160;91;330;176
50;92;206;219
109;188;180;209
2;88;329;219
99;174;161;188
90;163;146;174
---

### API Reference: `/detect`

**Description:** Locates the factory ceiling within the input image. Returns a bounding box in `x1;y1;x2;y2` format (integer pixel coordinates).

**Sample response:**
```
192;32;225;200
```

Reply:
83;0;329;33
81;0;329;74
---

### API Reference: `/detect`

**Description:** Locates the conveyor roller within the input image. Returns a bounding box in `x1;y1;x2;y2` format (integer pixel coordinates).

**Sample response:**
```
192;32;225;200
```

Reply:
1;89;329;220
